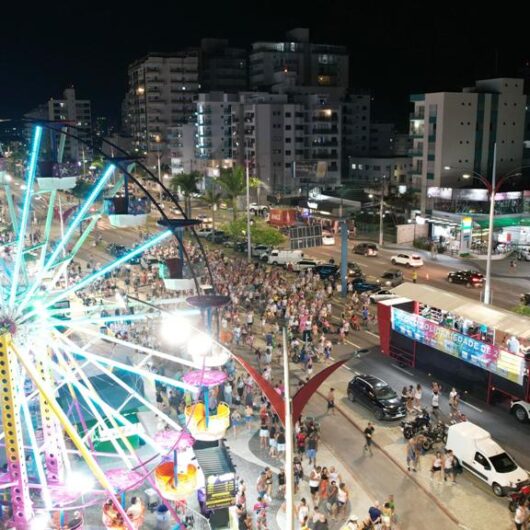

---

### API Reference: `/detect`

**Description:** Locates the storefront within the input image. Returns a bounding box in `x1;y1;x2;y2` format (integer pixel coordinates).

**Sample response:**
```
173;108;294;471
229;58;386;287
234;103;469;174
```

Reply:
377;284;530;403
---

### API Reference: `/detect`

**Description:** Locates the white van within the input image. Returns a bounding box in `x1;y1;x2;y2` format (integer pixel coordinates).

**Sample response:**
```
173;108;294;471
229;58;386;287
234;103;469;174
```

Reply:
265;249;304;266
445;422;528;496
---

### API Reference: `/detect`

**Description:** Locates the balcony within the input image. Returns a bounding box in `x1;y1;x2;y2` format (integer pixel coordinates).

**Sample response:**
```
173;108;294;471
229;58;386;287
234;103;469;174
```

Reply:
312;127;338;135
408;149;423;157
312;140;338;147
409;113;425;120
312;152;338;160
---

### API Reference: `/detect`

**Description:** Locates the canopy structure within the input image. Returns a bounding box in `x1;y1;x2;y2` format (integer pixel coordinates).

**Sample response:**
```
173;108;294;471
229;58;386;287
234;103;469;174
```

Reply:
391;283;530;339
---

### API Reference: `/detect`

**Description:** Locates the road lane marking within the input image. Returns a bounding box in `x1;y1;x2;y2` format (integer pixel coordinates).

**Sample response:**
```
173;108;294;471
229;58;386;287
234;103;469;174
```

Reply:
391;363;414;377
460;399;483;413
365;331;379;339
345;339;362;348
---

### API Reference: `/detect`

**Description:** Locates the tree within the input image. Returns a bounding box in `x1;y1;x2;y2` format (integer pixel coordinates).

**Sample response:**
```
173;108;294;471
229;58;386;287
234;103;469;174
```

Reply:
170;172;201;218
217;165;247;220
201;188;222;231
223;218;286;247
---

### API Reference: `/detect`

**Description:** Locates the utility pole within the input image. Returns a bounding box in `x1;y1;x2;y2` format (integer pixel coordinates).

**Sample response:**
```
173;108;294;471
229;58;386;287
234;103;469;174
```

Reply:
246;161;252;262
282;328;295;530
379;177;386;247
484;143;496;305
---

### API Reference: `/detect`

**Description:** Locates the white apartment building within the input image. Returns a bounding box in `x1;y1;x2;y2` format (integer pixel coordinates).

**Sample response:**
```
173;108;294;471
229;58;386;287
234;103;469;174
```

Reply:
409;78;526;211
25;87;91;162
166;90;371;194
126;52;200;166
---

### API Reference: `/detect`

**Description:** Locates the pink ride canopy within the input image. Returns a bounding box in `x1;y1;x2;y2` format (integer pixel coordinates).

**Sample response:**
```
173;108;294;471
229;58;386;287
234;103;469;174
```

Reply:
182;369;227;387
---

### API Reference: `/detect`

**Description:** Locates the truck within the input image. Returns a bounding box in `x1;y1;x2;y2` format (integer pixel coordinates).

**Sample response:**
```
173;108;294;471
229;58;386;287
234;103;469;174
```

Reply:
445;421;528;496
268;208;297;228
263;249;304;266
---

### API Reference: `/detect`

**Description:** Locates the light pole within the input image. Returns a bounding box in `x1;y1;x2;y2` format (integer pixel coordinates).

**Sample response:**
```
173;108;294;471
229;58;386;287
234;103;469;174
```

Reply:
368;176;386;248
448;144;523;305
246;162;252;262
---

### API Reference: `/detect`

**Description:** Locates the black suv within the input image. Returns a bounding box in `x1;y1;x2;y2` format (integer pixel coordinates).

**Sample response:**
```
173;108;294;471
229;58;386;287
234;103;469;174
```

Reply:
347;374;406;420
447;270;484;288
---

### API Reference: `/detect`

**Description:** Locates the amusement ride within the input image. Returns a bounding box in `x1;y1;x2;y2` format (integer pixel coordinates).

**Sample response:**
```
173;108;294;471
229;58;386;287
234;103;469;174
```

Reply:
0;122;233;530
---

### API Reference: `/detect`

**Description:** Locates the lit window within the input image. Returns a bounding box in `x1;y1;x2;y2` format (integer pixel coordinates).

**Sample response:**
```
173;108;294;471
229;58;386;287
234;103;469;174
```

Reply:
351;164;357;169
358;164;363;170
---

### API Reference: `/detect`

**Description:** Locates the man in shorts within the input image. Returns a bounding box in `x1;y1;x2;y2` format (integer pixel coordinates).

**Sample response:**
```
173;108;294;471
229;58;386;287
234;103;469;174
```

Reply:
363;422;374;456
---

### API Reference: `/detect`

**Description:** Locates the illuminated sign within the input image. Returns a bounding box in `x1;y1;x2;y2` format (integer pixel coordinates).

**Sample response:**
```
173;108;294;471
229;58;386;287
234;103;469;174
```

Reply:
391;308;525;385
205;473;236;509
461;217;473;231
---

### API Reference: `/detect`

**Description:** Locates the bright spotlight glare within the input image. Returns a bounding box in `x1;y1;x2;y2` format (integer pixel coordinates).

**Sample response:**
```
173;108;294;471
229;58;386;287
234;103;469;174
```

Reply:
34;301;48;320
65;471;95;495
30;513;49;530
160;313;191;344
187;334;212;357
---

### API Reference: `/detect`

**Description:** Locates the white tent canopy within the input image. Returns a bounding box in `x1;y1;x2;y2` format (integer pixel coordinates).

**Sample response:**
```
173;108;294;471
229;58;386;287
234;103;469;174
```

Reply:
391;283;530;340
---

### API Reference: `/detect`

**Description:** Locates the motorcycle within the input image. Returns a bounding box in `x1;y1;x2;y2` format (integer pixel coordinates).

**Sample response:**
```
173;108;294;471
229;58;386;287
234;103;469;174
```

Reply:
419;421;448;451
508;484;530;512
401;408;431;439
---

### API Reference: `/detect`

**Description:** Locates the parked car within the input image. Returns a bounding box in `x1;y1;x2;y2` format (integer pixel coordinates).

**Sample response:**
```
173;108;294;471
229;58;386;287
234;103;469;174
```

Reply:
379;269;404;287
510;400;530;423
265;249;304;265
206;230;229;244
251;244;272;258
390;253;424;267
347;374;407;420
248;203;269;215
196;214;213;225
234;241;249;253
350;277;380;292
354;243;378;256
370;289;399;304
312;264;339;280
447;270;484;288
322;231;336;245
292;259;320;272
346;261;364;279
107;243;127;257
516;249;530;261
445;422;528;496
196;228;214;238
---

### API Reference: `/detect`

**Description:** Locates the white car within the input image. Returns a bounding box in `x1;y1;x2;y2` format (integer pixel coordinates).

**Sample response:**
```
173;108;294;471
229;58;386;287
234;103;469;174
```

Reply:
369;289;399;304
322;232;336;246
391;253;424;267
196;228;214;238
510;400;530;423
248;203;269;215
197;214;213;224
292;259;320;272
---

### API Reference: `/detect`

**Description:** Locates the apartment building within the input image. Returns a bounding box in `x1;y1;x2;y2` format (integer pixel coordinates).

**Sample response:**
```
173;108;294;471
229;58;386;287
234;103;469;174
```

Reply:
126;52;200;165
199;39;247;92
250;28;349;96
409;78;526;211
25;87;91;162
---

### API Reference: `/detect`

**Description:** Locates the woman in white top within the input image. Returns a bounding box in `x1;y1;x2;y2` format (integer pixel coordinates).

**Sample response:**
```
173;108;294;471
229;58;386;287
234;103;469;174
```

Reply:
296;498;309;525
514;501;528;530
430;451;443;482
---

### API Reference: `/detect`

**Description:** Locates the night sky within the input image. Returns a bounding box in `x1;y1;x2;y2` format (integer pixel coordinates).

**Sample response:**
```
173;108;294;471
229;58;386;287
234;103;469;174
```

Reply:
1;0;529;129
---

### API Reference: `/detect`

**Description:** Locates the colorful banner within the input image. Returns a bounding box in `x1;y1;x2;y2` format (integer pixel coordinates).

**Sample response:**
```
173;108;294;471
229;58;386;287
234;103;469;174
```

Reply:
391;307;525;385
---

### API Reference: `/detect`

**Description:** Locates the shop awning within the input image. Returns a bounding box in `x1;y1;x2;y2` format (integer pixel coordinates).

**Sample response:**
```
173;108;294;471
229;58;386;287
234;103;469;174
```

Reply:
475;216;530;229
391;283;530;339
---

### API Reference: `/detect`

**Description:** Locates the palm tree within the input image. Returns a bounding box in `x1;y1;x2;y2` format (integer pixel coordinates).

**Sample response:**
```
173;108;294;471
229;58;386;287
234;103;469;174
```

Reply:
201;188;222;231
170;171;201;217
217;165;247;220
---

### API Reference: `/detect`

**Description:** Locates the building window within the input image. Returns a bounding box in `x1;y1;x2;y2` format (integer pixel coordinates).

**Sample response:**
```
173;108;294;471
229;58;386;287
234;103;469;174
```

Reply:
351;163;357;169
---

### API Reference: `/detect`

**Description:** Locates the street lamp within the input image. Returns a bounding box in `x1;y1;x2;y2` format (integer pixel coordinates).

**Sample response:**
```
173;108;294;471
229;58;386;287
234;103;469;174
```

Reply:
446;145;522;305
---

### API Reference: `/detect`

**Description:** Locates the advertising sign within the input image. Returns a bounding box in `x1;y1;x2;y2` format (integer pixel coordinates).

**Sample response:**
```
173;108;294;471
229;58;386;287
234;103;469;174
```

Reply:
391;308;524;385
205;472;236;510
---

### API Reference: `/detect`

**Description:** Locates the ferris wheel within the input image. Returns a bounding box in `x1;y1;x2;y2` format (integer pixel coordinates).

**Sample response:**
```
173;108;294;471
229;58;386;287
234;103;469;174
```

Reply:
0;124;232;530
